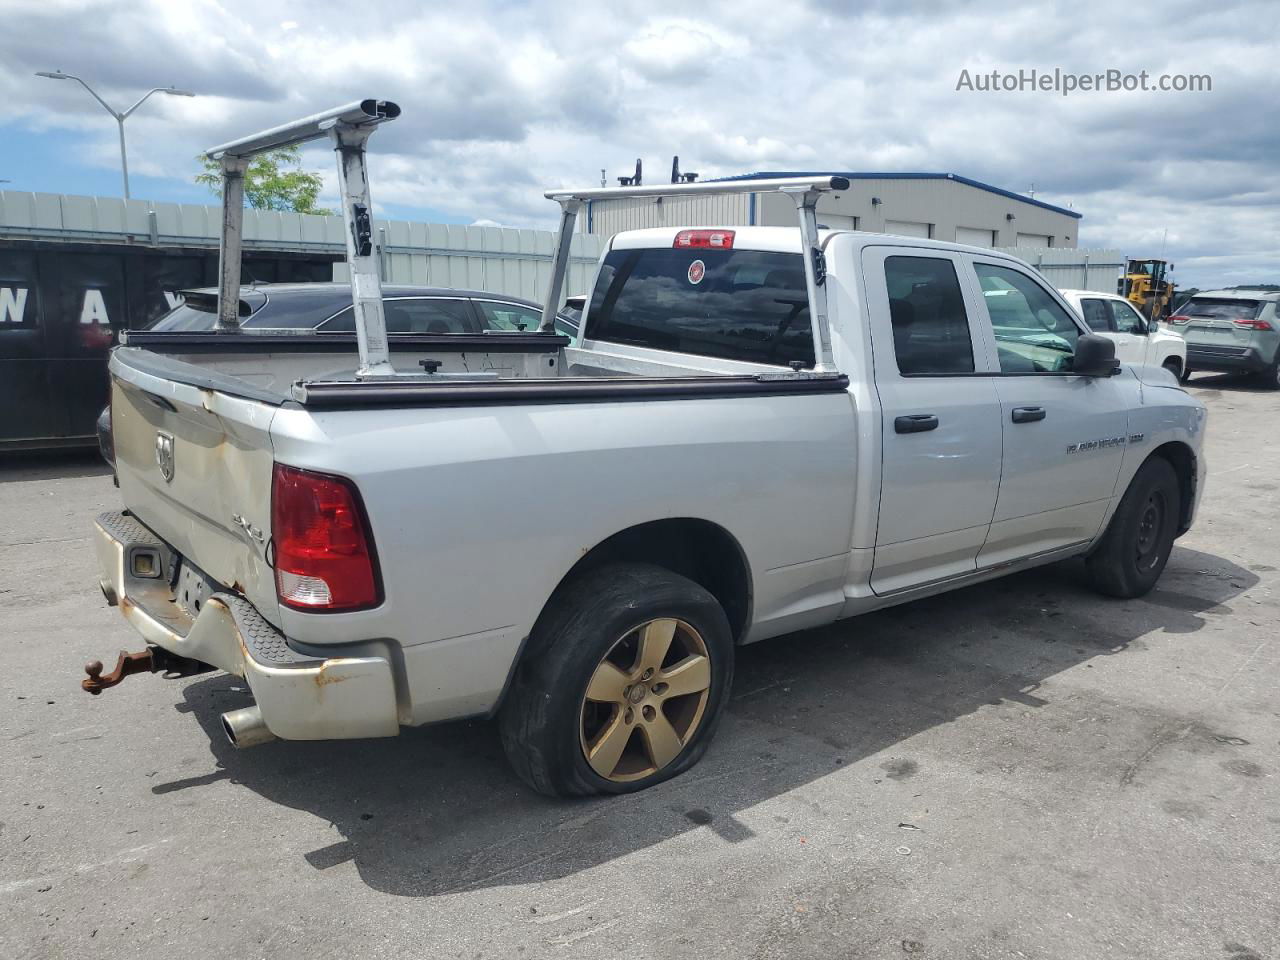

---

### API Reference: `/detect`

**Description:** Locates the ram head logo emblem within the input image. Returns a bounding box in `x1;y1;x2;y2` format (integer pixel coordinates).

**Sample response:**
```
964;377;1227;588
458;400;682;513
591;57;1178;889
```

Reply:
155;432;175;483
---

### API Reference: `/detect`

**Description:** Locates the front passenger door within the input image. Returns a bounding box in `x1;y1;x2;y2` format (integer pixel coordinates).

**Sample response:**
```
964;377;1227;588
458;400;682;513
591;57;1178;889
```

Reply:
972;262;1129;566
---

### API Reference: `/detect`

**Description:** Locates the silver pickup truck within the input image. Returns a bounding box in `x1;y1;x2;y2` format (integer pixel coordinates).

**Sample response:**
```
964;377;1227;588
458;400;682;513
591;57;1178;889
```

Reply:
86;107;1206;797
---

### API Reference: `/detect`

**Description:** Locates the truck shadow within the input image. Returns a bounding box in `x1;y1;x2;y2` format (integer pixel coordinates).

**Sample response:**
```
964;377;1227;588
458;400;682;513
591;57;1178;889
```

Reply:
0;448;112;482
1185;372;1273;395
169;544;1256;898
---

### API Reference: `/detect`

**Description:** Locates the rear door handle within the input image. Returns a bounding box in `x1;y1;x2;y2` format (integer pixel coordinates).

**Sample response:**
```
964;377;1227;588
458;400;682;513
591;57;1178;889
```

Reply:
1011;406;1046;423
895;414;939;434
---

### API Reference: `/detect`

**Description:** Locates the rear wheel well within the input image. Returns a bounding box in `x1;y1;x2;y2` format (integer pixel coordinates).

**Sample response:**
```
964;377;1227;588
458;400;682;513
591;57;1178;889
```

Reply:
1149;441;1196;535
1161;356;1183;376
545;519;752;644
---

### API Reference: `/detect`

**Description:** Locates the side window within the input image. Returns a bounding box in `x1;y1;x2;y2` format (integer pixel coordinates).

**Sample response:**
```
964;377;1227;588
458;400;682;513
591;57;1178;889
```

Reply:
883;256;975;375
393;298;478;333
1079;298;1113;332
319;298;478;334
1108;299;1146;335
975;263;1081;374
317;308;355;333
475;300;541;332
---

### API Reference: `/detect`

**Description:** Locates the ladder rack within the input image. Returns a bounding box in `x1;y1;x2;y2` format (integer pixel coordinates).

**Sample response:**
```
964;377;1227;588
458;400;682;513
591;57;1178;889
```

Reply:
205;99;401;377
206;98;849;379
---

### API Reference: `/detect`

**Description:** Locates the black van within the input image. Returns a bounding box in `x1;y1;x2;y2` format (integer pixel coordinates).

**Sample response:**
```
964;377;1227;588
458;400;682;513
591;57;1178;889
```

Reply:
0;239;337;450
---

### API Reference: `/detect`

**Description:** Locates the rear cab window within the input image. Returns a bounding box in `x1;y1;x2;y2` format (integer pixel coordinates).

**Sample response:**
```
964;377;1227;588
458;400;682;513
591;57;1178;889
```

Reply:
584;246;814;368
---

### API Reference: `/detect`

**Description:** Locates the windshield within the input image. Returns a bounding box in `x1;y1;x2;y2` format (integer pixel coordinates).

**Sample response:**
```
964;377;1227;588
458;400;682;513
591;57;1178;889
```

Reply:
149;293;263;331
149;302;228;331
584;247;814;368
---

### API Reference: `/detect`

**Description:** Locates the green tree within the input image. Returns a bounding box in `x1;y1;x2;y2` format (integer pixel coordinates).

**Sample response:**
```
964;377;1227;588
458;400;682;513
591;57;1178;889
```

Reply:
196;145;332;215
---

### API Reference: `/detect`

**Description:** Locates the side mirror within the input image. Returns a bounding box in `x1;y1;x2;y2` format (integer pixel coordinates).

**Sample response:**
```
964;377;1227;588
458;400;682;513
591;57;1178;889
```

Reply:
1073;333;1121;377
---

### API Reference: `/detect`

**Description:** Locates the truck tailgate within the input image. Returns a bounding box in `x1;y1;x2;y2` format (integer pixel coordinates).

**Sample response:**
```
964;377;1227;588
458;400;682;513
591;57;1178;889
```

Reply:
109;351;280;626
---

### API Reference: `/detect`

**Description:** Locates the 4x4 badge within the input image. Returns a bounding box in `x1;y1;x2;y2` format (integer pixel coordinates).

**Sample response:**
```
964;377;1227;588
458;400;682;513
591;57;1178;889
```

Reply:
155;432;175;482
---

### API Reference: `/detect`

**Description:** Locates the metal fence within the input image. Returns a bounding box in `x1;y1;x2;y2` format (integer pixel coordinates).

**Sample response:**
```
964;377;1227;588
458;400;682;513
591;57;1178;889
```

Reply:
0;192;1124;302
0;191;608;302
1002;247;1125;294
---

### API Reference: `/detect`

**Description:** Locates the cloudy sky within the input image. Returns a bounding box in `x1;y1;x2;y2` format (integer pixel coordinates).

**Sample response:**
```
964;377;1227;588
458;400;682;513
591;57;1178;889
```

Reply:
1;0;1277;287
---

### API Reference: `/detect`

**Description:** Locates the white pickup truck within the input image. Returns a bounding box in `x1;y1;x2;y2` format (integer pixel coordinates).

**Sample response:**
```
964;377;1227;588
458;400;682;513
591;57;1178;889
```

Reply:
1058;287;1188;381
86;107;1207;797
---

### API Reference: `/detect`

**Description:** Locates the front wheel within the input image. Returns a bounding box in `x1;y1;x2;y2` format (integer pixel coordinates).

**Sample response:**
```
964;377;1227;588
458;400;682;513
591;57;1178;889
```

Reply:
499;562;734;797
1086;457;1180;598
1162;358;1183;381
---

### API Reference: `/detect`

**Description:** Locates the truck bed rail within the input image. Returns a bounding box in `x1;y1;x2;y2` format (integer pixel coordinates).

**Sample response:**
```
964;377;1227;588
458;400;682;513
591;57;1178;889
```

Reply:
292;372;850;408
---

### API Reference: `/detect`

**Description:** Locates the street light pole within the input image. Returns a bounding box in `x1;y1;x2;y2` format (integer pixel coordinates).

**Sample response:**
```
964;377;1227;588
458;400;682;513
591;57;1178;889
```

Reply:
35;71;195;199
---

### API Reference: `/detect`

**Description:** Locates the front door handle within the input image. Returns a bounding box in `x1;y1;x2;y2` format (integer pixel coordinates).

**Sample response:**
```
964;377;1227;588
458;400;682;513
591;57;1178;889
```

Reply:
1011;406;1046;423
895;414;939;434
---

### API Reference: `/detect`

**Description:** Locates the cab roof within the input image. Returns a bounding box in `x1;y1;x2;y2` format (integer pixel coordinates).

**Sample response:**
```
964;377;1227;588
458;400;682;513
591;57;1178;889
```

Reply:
1189;289;1280;301
609;226;1030;262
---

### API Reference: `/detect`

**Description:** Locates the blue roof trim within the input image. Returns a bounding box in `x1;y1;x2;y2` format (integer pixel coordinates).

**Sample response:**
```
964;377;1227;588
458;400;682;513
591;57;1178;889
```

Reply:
709;171;1082;219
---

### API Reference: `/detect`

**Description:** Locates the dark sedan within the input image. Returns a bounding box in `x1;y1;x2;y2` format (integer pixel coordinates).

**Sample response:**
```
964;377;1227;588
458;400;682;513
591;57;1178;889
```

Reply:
151;282;579;337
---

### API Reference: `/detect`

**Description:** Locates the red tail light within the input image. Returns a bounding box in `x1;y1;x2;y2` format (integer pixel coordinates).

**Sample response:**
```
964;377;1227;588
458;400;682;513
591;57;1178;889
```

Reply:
271;464;380;611
1168;314;1191;325
1232;317;1274;331
674;229;734;249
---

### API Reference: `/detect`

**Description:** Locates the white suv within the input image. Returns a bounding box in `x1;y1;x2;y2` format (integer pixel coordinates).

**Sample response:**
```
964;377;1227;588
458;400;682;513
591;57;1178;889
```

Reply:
1059;288;1188;380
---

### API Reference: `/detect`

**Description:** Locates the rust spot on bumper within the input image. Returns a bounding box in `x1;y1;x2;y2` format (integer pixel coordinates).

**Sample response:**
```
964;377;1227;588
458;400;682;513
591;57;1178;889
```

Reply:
314;665;348;687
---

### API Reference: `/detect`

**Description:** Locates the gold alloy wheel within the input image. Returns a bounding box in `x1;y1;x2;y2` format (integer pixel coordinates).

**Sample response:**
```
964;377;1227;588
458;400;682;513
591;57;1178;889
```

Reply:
579;618;712;783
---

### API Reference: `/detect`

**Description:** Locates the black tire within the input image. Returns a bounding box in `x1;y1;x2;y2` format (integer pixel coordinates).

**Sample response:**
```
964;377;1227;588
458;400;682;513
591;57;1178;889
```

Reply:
1259;355;1280;391
1178;365;1192;383
1162;358;1182;380
1086;457;1180;598
498;562;734;797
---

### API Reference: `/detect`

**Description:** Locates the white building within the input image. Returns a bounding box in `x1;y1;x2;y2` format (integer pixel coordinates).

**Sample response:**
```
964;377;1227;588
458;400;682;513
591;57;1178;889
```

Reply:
583;171;1080;250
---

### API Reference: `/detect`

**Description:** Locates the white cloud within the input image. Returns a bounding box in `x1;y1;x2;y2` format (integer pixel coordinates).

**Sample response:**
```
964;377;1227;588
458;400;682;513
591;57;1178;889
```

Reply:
0;0;1276;287
622;20;747;82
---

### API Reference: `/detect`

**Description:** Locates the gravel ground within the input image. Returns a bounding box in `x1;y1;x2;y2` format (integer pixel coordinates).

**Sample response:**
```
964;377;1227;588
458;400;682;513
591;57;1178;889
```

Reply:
2;372;1277;960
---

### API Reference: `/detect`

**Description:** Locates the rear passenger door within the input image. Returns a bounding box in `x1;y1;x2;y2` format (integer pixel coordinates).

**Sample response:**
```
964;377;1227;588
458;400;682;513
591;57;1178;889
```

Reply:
862;247;1003;595
970;261;1128;566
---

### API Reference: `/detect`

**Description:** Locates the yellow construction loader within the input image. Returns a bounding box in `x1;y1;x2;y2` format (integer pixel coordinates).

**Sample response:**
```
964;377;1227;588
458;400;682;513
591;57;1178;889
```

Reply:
1118;259;1176;321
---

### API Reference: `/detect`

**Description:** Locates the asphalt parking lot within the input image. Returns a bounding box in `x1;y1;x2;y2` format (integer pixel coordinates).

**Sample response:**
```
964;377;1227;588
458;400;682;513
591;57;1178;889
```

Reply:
2;373;1277;960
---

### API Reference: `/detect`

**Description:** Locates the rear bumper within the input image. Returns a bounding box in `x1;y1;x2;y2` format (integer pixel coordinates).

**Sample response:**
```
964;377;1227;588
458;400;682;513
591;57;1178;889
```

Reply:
94;510;399;741
1186;343;1270;372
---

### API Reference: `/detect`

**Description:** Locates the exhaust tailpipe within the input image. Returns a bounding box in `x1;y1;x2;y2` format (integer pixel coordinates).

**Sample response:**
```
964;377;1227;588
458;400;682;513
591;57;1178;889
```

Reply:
221;706;277;749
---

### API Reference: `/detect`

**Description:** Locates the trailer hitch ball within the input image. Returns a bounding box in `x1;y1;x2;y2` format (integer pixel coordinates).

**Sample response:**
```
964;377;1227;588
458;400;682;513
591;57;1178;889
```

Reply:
82;650;154;695
81;647;215;694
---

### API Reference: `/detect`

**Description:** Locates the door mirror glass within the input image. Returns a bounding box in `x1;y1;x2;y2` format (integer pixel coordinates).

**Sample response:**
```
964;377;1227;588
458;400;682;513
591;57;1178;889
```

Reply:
1072;333;1120;377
